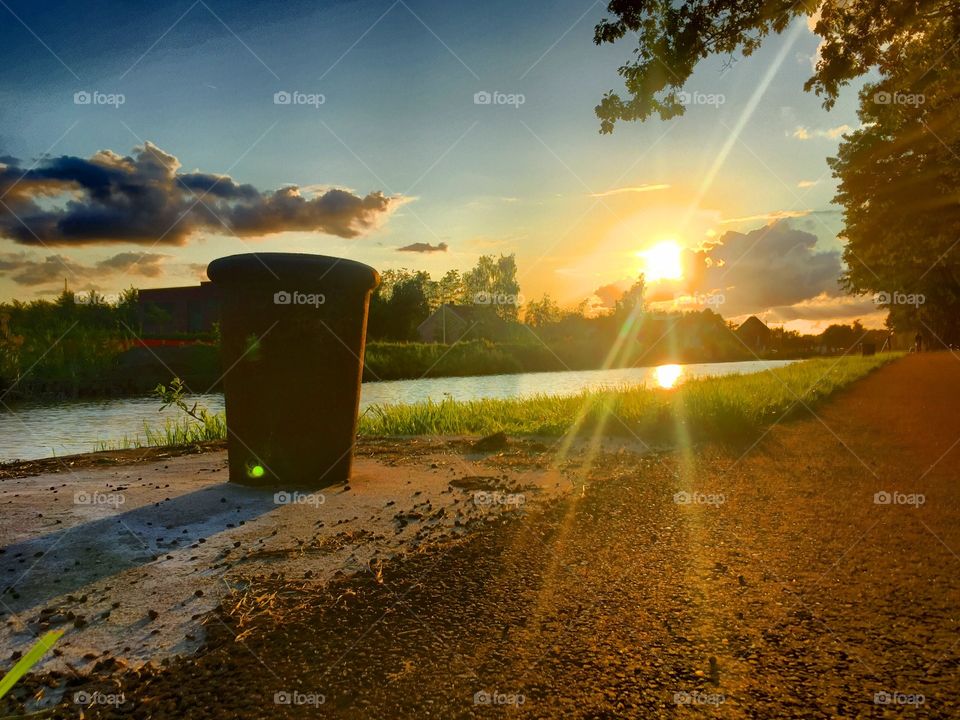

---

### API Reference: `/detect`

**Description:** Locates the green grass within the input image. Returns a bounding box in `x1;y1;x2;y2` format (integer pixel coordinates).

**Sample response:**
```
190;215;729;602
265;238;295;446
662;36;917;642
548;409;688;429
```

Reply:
93;413;226;452
356;353;903;441
98;353;900;452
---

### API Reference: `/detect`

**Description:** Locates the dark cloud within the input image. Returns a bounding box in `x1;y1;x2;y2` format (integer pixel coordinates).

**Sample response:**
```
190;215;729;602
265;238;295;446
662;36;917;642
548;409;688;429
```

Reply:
0;142;400;246
689;220;843;317
765;295;878;322
397;241;448;253
0;251;169;286
0;155;18;165
95;252;168;277
591;280;630;310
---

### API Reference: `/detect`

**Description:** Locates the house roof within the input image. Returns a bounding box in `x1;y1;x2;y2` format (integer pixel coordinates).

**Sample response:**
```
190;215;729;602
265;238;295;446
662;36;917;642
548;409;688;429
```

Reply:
735;315;771;337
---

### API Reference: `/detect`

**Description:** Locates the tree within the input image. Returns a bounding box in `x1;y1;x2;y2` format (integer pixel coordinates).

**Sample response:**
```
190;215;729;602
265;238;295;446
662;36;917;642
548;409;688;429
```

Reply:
462;254;522;321
593;0;960;342
434;269;464;309
524;294;562;327
367;270;432;341
830;20;960;344
614;275;646;317
592;0;950;130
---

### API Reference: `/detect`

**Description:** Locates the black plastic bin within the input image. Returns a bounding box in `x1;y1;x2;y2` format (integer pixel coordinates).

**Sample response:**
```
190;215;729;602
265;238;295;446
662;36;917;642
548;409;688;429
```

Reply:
207;253;380;487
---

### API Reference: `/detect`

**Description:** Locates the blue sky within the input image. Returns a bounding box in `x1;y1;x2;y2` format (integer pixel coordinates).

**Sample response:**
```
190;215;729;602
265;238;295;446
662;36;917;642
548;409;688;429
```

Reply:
0;0;881;330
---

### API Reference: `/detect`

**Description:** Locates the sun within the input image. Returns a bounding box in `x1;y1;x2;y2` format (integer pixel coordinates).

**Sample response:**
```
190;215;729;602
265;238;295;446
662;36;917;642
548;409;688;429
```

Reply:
639;240;683;281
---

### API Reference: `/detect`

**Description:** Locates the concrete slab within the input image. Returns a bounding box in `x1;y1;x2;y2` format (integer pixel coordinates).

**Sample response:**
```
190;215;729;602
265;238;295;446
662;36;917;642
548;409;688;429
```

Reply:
0;442;570;674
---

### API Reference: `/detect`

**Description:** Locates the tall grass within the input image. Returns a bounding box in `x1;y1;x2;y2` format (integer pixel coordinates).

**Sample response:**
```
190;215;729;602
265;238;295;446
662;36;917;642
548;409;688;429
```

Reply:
93;413;226;452
357;353;901;441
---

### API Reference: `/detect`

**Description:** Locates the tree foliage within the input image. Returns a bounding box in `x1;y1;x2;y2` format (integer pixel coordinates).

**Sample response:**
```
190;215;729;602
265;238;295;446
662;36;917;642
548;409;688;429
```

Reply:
594;0;960;342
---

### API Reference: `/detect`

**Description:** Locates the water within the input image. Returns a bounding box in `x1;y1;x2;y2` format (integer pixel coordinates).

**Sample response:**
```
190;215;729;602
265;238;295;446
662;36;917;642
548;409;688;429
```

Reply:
0;359;794;461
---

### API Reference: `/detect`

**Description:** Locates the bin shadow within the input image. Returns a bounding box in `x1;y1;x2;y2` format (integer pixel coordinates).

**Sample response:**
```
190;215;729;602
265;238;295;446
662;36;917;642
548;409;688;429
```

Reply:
0;482;277;616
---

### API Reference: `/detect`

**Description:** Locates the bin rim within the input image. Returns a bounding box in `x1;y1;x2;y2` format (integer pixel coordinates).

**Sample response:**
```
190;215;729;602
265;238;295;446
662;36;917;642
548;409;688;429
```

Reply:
207;252;380;290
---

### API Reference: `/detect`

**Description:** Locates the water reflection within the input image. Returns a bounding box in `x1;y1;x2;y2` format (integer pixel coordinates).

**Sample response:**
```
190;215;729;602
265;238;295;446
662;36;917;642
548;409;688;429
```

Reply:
654;364;683;389
1;359;796;461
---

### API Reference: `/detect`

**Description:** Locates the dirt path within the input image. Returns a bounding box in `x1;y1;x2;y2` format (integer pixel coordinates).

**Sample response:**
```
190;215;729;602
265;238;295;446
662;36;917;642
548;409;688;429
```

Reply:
10;353;960;718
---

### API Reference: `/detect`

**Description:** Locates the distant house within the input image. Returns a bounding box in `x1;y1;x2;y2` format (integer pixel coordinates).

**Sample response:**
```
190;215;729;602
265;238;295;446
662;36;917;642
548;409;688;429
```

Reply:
735;316;772;353
416;303;514;343
138;282;220;336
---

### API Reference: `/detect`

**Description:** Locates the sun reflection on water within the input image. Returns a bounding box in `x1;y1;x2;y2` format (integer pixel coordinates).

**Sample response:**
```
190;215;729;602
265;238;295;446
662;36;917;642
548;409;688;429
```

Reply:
654;364;682;389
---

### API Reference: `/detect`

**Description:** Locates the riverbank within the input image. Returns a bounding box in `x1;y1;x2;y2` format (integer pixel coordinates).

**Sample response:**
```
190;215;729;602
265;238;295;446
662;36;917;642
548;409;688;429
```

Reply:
1;353;893;461
1;352;957;718
4;338;827;401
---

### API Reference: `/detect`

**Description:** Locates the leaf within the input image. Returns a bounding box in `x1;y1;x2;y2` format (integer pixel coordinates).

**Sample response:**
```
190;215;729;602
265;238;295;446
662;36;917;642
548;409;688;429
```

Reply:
0;629;64;700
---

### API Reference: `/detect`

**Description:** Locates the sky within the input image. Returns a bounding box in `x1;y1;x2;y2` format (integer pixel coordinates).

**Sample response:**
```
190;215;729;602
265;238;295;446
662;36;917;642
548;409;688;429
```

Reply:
0;0;885;332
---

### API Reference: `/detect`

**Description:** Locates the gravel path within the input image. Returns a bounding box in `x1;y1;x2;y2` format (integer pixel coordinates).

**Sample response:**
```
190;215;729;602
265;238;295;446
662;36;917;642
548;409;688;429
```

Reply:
9;352;960;718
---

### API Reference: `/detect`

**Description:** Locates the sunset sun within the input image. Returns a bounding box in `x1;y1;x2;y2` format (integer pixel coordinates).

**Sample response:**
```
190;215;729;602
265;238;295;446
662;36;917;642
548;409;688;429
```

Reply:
639;240;683;281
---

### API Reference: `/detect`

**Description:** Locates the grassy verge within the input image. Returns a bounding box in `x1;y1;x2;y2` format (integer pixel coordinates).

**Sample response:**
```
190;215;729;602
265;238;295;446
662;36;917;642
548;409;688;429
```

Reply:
98;353;900;452
357;353;902;441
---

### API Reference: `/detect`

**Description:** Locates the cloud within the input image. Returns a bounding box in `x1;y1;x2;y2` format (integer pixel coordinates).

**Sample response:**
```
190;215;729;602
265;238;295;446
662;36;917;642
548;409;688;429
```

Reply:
0;142;402;246
690;221;843;317
0;251;170;286
719;209;811;224
96;252;168;277
396;241;448;253
590;280;631;310
797;180;818;188
792;124;852;140
588;184;670;198
764;292;879;322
